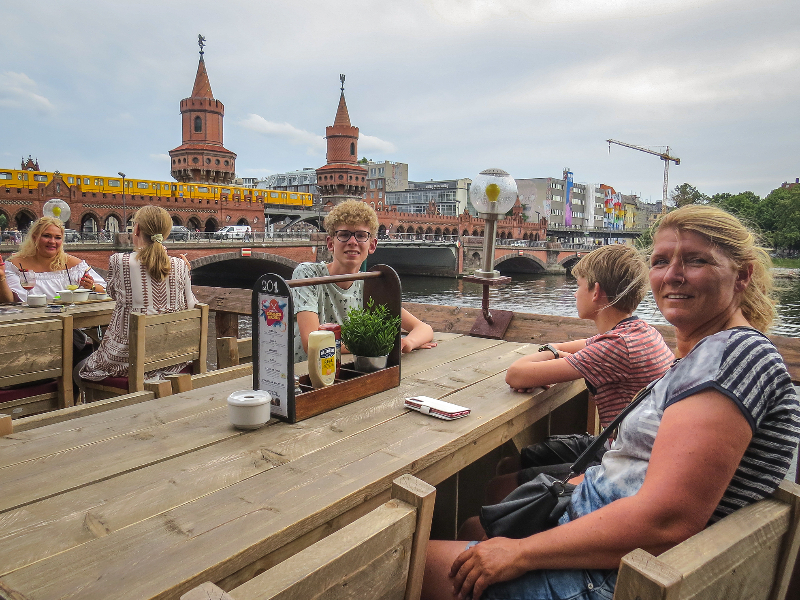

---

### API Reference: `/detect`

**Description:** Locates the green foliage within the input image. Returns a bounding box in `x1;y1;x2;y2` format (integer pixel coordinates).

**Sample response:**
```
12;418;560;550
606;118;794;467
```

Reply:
670;183;709;207
634;225;654;251
340;297;400;357
0;214;7;230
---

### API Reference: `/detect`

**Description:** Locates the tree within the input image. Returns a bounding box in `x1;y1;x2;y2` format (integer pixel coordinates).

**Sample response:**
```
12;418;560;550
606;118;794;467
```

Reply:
670;183;709;207
0;214;7;231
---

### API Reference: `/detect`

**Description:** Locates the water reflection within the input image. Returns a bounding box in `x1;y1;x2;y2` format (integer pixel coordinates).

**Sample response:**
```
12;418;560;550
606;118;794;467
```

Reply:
400;274;800;338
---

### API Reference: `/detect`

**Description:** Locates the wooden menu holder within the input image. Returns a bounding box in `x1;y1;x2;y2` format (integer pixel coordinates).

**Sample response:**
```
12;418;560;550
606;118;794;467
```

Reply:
253;264;401;424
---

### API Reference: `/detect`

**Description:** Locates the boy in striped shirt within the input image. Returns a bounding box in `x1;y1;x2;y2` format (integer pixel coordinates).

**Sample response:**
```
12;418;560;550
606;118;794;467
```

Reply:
500;244;674;493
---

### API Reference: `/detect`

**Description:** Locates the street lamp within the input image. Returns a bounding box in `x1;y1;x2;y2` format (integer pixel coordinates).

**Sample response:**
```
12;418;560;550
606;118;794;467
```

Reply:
118;172;127;232
463;168;518;338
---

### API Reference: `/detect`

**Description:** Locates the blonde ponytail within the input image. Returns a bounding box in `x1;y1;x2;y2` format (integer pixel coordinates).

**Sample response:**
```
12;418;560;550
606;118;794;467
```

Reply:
133;206;172;281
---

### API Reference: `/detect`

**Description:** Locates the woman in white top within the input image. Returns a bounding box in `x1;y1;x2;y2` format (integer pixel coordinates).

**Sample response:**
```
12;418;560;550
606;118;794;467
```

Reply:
78;206;196;383
5;216;106;302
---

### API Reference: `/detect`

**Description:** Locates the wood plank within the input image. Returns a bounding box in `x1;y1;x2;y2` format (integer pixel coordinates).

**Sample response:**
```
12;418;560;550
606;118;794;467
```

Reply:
217;336;240;369
231;503;416;600
11;391;154;432
0;369;578;599
192;364;253;388
144;379;173;398
165;373;193;393
391;475;436;600
0;414;11;436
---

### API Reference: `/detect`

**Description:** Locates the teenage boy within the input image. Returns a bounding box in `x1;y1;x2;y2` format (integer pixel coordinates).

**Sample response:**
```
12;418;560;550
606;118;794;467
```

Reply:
499;243;674;493
292;200;436;363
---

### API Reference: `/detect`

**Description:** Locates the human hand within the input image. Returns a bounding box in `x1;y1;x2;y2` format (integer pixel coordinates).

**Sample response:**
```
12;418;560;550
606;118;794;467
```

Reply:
80;269;95;290
449;538;528;600
400;338;438;353
180;254;191;270
509;385;548;393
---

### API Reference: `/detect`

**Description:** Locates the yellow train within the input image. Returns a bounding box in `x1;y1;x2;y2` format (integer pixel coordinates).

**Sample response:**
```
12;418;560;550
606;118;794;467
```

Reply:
0;168;313;207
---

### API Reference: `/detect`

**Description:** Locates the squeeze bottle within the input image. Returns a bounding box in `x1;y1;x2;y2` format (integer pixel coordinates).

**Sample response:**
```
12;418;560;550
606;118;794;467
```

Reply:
307;330;336;388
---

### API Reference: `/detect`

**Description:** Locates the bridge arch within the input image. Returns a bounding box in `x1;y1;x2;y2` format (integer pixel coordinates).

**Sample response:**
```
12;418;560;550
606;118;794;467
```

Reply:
190;251;300;289
204;217;218;232
495;253;547;274
171;215;183;226
559;254;583;271
14;209;36;231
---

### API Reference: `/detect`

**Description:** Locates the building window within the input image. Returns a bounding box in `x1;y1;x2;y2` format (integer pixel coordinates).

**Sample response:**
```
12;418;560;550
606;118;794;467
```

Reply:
350;142;355;155
194;116;202;132
370;181;376;189
377;180;383;189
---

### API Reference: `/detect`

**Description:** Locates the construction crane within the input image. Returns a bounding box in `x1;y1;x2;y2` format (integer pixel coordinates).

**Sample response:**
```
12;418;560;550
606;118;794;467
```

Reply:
606;139;680;212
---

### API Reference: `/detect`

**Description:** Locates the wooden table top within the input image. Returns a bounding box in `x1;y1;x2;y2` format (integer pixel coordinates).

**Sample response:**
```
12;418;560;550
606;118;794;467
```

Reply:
0;300;115;328
0;332;585;600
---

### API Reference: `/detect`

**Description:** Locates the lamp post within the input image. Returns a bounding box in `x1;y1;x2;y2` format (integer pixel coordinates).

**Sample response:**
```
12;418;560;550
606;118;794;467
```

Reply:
118;172;127;232
463;168;518;338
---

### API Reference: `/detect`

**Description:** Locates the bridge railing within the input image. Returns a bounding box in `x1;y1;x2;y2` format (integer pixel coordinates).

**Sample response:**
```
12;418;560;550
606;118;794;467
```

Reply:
383;234;459;243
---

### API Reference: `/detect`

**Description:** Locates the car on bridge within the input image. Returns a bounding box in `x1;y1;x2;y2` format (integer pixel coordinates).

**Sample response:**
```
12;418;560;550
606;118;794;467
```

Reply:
214;225;252;241
167;226;191;241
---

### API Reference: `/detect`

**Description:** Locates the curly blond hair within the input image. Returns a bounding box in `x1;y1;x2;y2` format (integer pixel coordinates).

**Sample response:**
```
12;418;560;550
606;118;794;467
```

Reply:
651;205;775;332
13;217;68;270
324;200;379;236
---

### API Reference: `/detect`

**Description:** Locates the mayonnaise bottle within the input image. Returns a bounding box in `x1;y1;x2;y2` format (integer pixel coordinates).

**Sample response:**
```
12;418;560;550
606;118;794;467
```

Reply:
307;330;336;388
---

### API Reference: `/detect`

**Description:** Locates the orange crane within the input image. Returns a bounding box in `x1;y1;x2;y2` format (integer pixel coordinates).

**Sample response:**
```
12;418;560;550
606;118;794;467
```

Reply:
606;139;680;212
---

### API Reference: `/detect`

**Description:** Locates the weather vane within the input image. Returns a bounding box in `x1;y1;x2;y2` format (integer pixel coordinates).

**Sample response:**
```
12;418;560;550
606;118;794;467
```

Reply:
198;34;206;57
340;74;345;93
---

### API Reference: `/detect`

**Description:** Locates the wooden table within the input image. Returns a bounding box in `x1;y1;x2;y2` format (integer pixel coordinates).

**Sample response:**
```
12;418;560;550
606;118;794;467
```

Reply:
0;300;115;328
0;332;586;600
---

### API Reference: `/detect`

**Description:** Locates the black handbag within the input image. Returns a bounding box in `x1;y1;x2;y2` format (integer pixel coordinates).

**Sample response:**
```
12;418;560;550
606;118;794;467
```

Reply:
520;432;604;469
479;385;652;539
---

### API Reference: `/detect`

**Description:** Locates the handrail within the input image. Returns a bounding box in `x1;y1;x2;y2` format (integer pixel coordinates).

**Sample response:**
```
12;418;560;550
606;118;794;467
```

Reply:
286;271;383;288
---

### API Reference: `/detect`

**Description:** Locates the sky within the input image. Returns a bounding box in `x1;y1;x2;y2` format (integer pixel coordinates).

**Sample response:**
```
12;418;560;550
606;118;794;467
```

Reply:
1;0;798;203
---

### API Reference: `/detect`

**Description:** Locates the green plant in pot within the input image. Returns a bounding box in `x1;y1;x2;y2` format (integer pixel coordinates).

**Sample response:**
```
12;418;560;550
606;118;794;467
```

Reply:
341;298;401;372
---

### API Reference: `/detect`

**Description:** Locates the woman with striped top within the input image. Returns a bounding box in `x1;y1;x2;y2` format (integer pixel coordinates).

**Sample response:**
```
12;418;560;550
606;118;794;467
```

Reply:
422;205;800;600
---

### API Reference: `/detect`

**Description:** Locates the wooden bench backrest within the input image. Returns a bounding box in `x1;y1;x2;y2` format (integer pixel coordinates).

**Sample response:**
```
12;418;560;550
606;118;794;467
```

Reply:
128;304;208;391
181;474;436;600
0;317;72;415
613;479;800;600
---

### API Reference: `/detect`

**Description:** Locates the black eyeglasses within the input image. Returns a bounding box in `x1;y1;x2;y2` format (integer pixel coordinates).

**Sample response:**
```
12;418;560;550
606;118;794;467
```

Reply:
335;230;372;243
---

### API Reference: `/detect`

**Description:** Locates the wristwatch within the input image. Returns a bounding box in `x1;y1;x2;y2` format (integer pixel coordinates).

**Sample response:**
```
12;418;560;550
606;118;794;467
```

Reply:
538;343;560;360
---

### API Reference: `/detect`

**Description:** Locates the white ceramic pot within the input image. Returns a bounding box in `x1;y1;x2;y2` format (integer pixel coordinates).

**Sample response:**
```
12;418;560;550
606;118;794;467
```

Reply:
227;390;271;430
72;289;90;302
26;294;46;307
57;289;73;302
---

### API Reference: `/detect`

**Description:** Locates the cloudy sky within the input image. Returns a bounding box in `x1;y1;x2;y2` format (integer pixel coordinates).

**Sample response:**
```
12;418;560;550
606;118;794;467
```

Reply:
2;0;797;202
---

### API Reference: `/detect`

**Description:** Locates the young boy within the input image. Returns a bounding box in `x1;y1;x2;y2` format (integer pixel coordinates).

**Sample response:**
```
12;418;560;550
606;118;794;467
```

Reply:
501;243;674;491
292;200;436;363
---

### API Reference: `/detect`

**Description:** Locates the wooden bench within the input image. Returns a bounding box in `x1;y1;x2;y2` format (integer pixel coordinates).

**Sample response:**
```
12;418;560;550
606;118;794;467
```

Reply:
181;474;436;600
613;479;800;600
83;304;209;402
0;317;73;419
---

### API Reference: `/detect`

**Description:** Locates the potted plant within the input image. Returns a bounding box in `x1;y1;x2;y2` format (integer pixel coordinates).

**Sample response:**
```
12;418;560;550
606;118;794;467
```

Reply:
341;298;401;372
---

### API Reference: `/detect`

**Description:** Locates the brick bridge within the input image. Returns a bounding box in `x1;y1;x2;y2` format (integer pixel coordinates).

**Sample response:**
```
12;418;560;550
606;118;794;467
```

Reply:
11;236;597;284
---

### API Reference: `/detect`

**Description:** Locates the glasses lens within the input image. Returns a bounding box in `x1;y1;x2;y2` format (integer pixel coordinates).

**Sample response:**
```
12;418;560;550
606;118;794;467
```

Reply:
336;230;371;243
354;231;371;242
336;230;353;242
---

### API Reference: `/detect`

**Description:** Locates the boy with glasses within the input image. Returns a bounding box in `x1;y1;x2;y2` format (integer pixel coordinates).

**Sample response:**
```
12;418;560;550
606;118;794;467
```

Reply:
292;200;436;363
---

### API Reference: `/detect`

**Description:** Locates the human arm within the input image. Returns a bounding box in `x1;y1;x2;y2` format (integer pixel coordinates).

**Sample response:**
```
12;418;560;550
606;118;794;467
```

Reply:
296;310;321;354
4;260;25;302
73;259;106;293
449;390;753;599
505;340;586;391
0;257;15;303
178;257;196;309
400;307;436;353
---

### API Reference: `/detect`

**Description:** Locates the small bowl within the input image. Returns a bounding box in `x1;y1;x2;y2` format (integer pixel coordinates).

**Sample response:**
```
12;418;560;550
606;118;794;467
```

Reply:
72;289;90;302
227;390;271;430
26;294;47;307
57;289;73;302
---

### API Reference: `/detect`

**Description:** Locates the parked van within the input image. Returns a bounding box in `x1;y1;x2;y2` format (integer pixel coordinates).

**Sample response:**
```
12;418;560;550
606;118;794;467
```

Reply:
214;225;252;240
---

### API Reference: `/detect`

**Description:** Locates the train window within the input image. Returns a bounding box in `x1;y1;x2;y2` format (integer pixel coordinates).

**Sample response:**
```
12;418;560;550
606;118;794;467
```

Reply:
270;192;278;198
198;186;209;193
136;182;148;189
281;193;287;199
95;179;103;186
172;185;177;191
290;193;298;199
0;173;10;180
67;177;75;183
222;189;231;194
33;175;47;182
18;173;28;180
109;180;120;187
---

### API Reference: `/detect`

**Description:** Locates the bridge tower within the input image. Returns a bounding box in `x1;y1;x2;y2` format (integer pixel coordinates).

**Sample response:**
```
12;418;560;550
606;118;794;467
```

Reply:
315;75;367;205
169;35;236;184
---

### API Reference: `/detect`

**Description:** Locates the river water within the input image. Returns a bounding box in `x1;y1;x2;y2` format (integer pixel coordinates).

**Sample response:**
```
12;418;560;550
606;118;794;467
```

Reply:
400;273;800;338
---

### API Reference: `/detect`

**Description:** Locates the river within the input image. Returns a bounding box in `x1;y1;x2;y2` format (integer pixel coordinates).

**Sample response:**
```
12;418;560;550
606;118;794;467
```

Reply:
400;273;800;338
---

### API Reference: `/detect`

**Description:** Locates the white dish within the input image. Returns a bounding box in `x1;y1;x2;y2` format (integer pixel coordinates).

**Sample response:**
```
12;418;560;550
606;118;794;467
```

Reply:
26;294;46;307
72;289;90;302
57;289;73;302
227;390;271;429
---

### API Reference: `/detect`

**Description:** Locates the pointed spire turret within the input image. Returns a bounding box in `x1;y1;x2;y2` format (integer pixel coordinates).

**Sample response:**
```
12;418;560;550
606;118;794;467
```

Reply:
333;93;352;128
191;57;214;99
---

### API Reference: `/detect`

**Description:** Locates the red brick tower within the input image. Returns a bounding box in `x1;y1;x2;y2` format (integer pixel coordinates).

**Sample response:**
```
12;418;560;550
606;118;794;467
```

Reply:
169;35;236;184
316;75;367;205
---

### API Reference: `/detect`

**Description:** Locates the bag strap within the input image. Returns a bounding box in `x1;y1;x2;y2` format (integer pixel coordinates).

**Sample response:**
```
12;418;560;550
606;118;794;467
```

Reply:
564;383;653;481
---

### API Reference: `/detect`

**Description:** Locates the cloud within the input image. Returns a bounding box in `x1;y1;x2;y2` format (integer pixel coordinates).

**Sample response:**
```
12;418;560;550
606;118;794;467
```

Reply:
0;71;54;112
239;114;325;154
359;134;397;155
150;153;171;162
